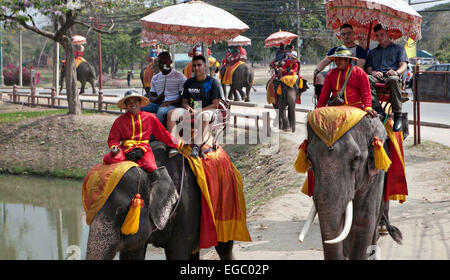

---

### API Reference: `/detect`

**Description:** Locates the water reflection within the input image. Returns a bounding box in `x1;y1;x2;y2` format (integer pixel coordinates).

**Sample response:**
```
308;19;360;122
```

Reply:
0;174;88;260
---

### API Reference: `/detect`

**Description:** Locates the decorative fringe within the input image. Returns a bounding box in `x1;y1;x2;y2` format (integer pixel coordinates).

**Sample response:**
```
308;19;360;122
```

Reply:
372;137;392;172
294;139;310;173
121;194;144;235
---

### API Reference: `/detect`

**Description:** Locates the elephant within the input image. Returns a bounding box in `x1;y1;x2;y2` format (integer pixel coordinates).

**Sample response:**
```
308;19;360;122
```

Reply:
268;77;308;133
219;62;255;102
60;60;96;95
86;141;234;260
303;115;402;259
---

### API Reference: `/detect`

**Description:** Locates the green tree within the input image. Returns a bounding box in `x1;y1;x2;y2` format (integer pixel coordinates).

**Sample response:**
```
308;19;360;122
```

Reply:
0;0;146;115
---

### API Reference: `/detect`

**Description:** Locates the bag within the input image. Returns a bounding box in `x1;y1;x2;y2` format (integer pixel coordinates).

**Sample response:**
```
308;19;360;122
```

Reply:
125;148;145;162
328;65;353;107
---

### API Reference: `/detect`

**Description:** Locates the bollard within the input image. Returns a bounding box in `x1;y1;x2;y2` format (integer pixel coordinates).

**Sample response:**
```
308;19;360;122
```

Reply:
13;84;17;103
30;79;36;107
51;87;56;107
98;89;103;112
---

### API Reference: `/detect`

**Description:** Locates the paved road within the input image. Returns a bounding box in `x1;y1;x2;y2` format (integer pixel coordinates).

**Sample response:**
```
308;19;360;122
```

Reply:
2;84;449;126
245;84;450;126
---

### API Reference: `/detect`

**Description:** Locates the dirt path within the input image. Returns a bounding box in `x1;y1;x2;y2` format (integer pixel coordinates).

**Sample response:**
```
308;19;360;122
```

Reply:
201;135;450;260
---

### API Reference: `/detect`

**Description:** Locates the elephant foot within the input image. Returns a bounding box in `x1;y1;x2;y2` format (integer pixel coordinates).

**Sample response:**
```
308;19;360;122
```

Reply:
245;98;250;102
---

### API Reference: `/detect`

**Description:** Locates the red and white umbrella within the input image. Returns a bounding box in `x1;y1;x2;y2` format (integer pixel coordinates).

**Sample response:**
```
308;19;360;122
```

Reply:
72;35;86;45
228;35;251;46
140;1;249;45
264;30;298;48
325;0;422;43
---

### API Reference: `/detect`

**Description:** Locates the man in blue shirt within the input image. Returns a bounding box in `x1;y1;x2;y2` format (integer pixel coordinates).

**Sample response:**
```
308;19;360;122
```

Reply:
367;24;409;132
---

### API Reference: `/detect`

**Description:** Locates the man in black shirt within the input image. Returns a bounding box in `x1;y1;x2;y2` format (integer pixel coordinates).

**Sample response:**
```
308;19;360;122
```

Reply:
167;55;223;157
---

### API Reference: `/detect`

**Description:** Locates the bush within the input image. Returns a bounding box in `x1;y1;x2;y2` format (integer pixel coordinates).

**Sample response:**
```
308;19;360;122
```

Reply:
3;63;41;86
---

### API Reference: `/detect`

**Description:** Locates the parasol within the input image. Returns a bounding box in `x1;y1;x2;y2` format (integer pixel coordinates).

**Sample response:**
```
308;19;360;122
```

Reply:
228;35;251;46
325;0;422;45
140;1;249;46
72;35;86;45
264;30;298;48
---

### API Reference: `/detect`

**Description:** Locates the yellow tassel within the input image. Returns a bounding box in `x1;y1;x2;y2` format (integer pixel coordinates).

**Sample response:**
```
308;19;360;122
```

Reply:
121;194;143;235
294;140;310;173
276;84;282;95
372;137;392;172
299;77;303;90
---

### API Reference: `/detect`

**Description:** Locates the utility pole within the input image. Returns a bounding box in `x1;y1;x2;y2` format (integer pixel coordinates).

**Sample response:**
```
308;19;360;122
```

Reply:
296;0;301;57
53;18;59;94
0;24;3;86
19;29;22;87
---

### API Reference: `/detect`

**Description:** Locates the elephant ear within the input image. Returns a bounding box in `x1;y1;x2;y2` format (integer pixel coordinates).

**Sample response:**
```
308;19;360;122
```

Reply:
367;117;388;177
148;166;179;230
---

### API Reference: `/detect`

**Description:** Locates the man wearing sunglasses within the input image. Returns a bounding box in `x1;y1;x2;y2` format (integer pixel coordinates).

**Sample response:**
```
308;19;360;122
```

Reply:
313;24;368;101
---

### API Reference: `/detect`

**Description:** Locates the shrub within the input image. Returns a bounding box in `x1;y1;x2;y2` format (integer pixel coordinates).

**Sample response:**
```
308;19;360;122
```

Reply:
3;64;41;86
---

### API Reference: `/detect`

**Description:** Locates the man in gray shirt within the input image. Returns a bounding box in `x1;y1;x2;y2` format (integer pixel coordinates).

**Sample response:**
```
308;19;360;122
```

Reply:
367;24;409;132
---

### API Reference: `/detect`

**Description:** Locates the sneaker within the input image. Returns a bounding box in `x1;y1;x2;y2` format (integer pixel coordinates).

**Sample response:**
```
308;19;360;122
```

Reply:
190;145;200;158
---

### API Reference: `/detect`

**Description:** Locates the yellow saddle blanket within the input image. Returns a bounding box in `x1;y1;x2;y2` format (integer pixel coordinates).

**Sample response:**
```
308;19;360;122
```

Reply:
75;56;87;68
220;61;244;85
82;161;139;225
276;74;303;95
307;106;367;147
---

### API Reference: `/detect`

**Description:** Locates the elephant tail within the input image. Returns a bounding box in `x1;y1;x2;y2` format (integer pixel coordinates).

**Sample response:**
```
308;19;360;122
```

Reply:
381;213;403;245
251;86;257;92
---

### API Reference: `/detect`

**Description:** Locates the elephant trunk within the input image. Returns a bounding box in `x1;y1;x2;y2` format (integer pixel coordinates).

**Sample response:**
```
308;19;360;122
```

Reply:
86;214;121;260
324;200;353;244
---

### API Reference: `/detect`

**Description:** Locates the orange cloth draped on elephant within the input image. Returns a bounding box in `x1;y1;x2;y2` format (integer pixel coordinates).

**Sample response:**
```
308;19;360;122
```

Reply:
181;145;252;248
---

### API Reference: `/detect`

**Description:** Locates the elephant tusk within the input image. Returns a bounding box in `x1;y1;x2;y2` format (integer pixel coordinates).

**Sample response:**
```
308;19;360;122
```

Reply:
324;200;353;244
298;203;317;243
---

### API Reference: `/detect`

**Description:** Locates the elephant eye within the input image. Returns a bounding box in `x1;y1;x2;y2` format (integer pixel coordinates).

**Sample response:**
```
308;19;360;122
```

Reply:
351;155;361;170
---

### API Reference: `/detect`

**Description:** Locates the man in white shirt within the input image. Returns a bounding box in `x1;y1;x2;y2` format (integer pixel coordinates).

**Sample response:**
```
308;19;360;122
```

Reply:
142;52;187;126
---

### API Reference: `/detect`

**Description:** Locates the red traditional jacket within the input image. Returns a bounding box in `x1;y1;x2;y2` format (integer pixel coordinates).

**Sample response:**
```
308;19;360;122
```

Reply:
318;64;372;110
282;59;299;76
108;111;182;153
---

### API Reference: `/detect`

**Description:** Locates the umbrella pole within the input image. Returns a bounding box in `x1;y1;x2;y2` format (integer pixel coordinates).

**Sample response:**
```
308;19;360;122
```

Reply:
202;43;210;75
366;21;373;51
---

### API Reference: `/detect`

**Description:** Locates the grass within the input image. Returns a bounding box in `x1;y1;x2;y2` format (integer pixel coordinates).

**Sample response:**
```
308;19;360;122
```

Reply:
1;164;87;180
0;109;94;123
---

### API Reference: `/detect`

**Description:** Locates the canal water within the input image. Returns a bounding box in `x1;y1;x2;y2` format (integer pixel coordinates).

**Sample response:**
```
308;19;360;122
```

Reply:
0;174;166;260
0;174;89;260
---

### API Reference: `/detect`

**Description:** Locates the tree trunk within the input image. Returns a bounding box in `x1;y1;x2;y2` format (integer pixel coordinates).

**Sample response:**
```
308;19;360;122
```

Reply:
62;33;81;115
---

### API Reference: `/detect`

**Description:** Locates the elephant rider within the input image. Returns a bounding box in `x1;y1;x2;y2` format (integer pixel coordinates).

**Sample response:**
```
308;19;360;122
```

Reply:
224;45;247;66
103;90;184;175
272;51;301;96
74;44;84;59
282;50;299;76
167;55;223;158
317;46;378;118
366;24;409;132
274;43;287;64
313;24;367;102
141;51;186;126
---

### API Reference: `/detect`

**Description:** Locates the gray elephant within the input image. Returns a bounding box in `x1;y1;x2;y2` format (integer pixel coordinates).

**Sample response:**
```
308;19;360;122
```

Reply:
220;63;255;102
268;78;308;133
86;141;234;260
302;115;402;259
60;60;96;95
